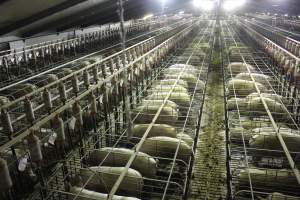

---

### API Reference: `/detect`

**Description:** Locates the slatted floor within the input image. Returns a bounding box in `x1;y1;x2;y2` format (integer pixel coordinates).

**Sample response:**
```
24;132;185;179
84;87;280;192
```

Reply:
188;51;227;200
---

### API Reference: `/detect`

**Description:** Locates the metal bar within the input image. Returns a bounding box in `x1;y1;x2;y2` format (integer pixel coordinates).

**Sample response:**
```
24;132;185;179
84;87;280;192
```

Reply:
118;0;132;139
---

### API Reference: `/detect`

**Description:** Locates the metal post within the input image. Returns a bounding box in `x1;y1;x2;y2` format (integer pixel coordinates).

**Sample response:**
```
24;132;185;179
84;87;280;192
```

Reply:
118;0;132;139
216;0;223;26
161;0;166;15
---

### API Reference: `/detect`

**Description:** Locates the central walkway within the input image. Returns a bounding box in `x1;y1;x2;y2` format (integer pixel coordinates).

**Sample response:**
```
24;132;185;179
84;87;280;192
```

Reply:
189;50;227;200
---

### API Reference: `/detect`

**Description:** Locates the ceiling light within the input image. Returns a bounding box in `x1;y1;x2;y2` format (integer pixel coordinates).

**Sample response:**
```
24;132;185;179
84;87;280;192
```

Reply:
159;0;167;5
223;0;246;11
236;0;246;7
193;0;214;11
223;0;236;11
143;14;154;20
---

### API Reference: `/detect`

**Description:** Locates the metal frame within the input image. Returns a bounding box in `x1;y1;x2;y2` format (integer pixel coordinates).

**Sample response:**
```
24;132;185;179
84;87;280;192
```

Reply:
0;20;193;148
0;19;174;87
222;19;300;199
0;19;204;200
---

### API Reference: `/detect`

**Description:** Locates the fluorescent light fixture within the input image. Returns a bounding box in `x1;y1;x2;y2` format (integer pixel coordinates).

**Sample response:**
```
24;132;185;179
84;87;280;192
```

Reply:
179;10;185;15
223;0;236;11
284;13;288;17
193;0;200;8
161;0;166;7
236;0;246;7
193;0;214;11
143;14;154;20
159;0;166;5
223;0;246;11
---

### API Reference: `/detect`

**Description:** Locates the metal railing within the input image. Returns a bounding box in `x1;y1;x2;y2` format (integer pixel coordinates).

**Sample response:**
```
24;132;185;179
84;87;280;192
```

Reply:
0;20;193;145
222;19;300;199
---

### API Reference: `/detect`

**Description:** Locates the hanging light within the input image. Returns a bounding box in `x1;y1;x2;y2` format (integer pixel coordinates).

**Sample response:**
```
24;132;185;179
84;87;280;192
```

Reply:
223;0;246;11
193;0;214;11
143;14;154;20
236;0;246;7
161;0;166;13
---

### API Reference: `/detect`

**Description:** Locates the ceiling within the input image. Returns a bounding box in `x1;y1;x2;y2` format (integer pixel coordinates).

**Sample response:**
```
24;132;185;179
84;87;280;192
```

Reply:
0;0;299;38
0;0;69;27
0;0;163;37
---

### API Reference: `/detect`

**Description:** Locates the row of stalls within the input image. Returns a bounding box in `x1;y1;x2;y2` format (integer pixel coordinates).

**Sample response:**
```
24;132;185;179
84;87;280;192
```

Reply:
222;19;300;199
0;18;214;200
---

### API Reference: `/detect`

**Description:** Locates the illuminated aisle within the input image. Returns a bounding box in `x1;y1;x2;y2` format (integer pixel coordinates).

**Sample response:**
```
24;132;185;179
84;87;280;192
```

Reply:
189;48;227;200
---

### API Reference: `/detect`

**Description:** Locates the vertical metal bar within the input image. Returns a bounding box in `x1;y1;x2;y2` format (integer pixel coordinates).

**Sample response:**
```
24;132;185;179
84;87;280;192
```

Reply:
118;0;132;139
